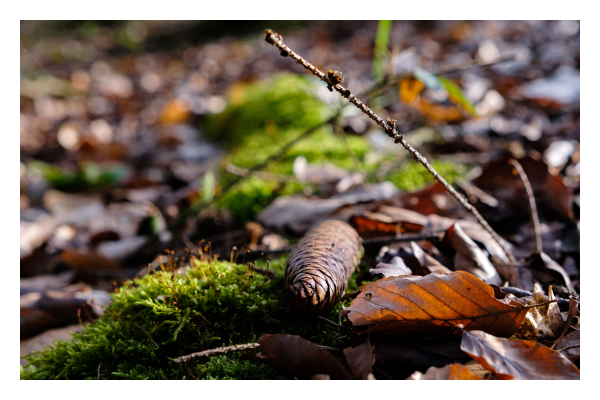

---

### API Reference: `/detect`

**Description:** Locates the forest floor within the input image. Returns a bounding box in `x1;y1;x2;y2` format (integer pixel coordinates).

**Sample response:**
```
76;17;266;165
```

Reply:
20;20;579;380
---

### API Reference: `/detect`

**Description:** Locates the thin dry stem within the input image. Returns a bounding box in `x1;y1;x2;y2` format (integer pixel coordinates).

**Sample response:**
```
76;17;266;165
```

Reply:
173;342;260;363
265;29;515;263
509;159;542;253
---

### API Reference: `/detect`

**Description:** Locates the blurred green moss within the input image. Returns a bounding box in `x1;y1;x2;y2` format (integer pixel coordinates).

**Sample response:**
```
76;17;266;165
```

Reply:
205;74;373;222
384;160;466;192
21;257;361;380
28;161;128;192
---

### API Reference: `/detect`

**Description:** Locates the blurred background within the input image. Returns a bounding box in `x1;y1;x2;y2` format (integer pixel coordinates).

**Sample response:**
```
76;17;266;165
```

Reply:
20;20;579;354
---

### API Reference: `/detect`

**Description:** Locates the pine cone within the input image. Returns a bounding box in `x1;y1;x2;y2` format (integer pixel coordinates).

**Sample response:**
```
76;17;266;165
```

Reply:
285;220;363;315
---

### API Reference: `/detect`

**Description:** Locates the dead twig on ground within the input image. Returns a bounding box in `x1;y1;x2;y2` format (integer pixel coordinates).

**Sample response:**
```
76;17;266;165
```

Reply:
173;343;260;363
265;29;516;263
509;159;542;253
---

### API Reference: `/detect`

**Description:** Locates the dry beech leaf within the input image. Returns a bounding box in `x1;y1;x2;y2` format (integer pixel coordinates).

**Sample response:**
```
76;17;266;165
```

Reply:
343;340;375;380
512;283;563;341
460;330;580;380
256;334;353;380
407;363;482;380
446;223;501;286
554;329;580;362
370;256;412;278
344;271;531;337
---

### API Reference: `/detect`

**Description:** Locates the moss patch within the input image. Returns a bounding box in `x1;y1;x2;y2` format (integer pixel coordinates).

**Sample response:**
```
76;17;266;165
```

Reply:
384;160;466;192
204;74;373;223
21;257;369;380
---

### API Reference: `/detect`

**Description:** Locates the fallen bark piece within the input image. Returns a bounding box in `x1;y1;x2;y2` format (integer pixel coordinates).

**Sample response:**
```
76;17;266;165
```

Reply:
285;220;363;315
460;330;580;380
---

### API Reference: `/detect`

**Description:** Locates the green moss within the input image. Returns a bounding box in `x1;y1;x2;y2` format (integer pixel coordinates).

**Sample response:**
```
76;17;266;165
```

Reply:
204;74;373;222
28;160;127;192
21;257;361;380
384;160;466;192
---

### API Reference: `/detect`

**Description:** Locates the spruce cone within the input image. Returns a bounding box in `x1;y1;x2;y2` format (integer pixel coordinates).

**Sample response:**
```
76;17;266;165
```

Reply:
285;220;363;315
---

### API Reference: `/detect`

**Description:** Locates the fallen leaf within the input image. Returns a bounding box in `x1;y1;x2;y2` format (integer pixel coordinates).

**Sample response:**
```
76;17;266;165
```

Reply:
257;334;353;380
344;271;530;337
512;283;564;341
554;330;580;362
371;335;470;378
370;257;412;278
258;182;398;234
446;223;501;285
460;330;579;380
343;340;375;380
408;363;482;380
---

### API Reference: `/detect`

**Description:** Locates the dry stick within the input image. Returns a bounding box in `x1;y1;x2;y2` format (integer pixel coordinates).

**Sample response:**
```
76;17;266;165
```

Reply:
265;29;516;263
509;159;542;254
173;343;260;364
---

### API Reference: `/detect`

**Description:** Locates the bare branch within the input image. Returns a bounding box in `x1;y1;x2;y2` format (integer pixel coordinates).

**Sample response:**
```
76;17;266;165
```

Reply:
173;343;260;363
264;29;516;263
509;159;542;253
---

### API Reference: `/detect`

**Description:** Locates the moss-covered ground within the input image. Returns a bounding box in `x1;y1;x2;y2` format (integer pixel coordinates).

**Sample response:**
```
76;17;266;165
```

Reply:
21;256;371;380
204;73;465;223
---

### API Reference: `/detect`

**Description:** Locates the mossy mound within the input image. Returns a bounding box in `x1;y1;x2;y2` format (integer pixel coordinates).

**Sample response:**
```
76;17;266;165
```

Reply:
21;256;368;380
385;160;466;192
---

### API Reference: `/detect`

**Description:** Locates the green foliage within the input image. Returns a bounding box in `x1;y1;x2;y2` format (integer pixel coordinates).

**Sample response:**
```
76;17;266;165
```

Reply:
384;160;466;192
21;257;355;380
28;161;127;192
438;76;477;115
204;74;373;222
372;20;393;81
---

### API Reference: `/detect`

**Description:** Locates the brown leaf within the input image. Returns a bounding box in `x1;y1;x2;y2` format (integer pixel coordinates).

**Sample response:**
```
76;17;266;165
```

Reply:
349;205;427;238
343;340;375;379
512;283;563;341
256;334;353;380
344;271;530;337
446;223;501;286
407;363;482;380
370;257;412;278
460;330;580;380
371;335;470;378
554;330;580;362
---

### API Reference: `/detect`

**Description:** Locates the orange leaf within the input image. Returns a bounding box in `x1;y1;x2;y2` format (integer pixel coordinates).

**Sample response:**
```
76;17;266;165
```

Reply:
158;99;190;124
408;363;482;380
399;77;424;104
344;271;530;337
460;330;580;380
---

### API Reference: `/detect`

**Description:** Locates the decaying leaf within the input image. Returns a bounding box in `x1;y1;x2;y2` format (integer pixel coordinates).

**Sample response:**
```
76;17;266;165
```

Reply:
344;271;530;337
380;242;451;276
370;256;411;278
257;334;353;380
343;340;376;380
371;335;470;378
460;330;580;380
407;363;482;380
349;205;427;238
512;283;563;341
554;329;580;362
285;220;363;315
446;223;501;285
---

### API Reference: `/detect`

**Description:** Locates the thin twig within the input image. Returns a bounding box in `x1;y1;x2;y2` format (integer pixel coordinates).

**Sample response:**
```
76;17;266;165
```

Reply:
361;230;445;245
317;316;351;331
225;164;297;183
509;159;542;253
184;361;197;379
265;29;516;263
172;343;260;364
130;322;160;348
97;362;101;380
